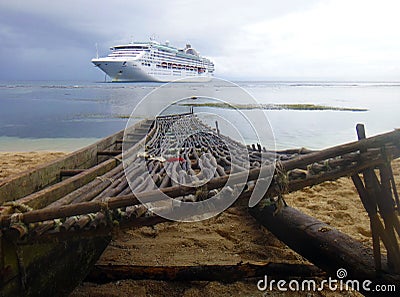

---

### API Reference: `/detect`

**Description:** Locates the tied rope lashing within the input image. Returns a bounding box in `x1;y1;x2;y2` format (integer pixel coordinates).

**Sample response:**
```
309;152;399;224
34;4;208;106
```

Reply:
96;176;115;183
100;197;115;227
259;160;288;215
195;185;209;202
113;156;123;164
2;201;33;238
3;201;33;213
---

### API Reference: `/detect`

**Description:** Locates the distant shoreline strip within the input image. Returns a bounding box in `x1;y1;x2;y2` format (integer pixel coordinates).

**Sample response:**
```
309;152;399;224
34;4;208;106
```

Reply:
179;102;368;112
74;104;367;120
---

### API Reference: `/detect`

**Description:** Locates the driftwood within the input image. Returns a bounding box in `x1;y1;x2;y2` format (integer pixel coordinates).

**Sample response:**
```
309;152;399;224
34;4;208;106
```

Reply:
86;262;324;283
249;205;400;296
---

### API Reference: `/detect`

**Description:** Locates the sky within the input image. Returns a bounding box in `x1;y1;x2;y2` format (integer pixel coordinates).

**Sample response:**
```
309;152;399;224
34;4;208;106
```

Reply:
1;0;400;81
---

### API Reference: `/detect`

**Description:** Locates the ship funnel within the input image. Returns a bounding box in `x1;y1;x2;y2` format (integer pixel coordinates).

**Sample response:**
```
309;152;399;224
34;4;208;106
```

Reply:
165;40;170;46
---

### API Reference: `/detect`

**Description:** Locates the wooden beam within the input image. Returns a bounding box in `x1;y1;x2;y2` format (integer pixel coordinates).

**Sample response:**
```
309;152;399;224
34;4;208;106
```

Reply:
60;169;86;177
15;158;117;210
97;151;122;156
0;119;149;203
85;262;324;283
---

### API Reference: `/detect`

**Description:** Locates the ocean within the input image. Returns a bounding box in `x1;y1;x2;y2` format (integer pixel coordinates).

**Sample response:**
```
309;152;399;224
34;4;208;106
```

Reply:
0;80;399;152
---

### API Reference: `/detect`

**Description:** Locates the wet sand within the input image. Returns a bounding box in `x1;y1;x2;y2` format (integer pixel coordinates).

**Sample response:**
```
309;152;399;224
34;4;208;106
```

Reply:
1;152;398;296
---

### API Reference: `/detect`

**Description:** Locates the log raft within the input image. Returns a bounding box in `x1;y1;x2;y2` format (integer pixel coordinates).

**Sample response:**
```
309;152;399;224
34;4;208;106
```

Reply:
1;112;400;296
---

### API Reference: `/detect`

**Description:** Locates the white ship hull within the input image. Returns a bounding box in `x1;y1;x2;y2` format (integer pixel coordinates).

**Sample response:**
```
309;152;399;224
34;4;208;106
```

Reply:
92;58;212;82
92;40;215;83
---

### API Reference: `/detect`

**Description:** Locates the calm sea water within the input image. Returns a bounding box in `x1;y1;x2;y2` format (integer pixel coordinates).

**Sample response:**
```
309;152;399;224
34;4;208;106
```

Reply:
0;80;399;151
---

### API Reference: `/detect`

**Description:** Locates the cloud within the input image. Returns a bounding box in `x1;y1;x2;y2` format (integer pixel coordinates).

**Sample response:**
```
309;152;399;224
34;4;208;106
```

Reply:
214;0;400;80
0;0;399;80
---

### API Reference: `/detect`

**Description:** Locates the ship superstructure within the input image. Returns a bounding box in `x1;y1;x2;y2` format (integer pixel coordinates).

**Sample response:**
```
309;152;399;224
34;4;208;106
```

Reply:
91;40;215;82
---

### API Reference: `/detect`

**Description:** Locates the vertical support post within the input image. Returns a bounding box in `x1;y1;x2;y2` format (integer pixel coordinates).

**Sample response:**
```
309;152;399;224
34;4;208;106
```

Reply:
351;174;382;271
388;164;400;209
352;124;400;273
215;121;220;136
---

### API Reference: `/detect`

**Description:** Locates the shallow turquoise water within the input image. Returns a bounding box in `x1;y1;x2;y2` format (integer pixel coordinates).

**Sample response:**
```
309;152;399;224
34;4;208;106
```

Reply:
0;80;399;151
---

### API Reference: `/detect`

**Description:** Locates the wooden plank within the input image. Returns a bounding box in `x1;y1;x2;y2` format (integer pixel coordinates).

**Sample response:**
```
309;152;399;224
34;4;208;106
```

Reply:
0;146;98;204
97;151;122;156
0;131;121;203
1;232;111;297
85;262;324;283
0;119;150;203
15;158;117;210
60;169;86;177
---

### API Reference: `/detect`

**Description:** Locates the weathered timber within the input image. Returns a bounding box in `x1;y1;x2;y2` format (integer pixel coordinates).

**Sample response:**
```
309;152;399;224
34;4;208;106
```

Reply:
60;169;86;177
2;145;399;228
354;124;400;273
2;113;400;297
97;150;122;156
1;232;111;297
0;129;125;203
86;262;324;283
14;158;117;210
249;205;400;294
352;174;383;271
0;119;153;297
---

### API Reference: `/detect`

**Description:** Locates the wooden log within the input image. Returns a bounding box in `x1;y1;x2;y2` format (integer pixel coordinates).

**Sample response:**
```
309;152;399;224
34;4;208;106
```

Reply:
249;205;400;292
14;158;118;210
85;262;324;283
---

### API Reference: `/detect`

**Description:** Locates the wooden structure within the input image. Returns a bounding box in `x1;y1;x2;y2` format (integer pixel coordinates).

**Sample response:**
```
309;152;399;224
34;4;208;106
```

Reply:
1;112;399;296
0;119;153;296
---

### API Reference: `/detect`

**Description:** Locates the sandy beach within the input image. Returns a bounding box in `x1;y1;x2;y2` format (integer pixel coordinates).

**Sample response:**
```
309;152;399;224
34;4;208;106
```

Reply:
1;152;398;296
0;152;67;181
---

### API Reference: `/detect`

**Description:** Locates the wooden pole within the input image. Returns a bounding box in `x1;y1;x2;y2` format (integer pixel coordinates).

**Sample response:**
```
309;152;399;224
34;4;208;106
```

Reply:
353;124;400;273
352;174;382;271
215;120;220;136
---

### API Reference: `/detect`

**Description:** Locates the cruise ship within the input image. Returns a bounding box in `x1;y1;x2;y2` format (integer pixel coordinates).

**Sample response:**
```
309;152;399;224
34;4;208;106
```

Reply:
91;40;215;82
